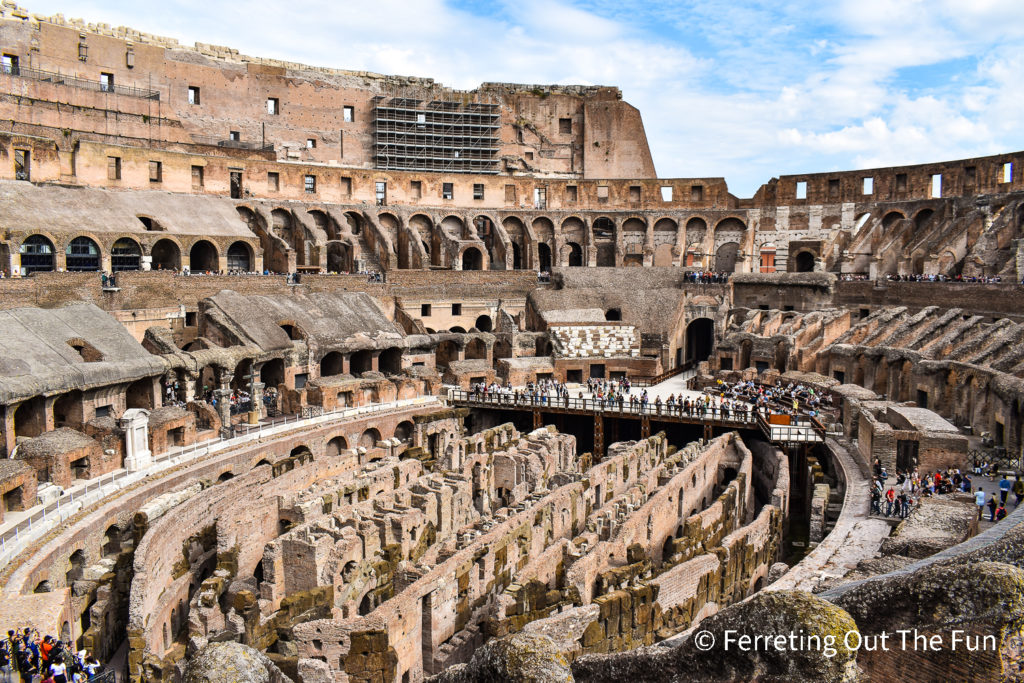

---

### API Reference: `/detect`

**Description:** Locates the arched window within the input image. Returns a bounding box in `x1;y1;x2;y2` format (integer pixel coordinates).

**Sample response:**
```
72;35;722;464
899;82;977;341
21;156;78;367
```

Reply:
111;237;142;272
20;235;55;274
66;236;101;271
226;241;252;272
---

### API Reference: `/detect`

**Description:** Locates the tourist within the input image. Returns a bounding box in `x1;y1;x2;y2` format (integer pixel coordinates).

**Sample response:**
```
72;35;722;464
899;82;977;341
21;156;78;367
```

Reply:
999;474;1012;504
1013;476;1023;507
975;487;986;519
995;503;1008;521
987;492;998;521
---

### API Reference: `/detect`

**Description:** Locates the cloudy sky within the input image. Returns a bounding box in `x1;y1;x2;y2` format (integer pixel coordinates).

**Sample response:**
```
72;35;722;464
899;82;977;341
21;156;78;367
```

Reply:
26;0;1024;196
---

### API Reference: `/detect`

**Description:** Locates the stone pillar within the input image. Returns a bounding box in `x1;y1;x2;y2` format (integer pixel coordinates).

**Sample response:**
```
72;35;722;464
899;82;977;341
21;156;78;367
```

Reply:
249;381;265;424
1;404;16;458
119;409;152;471
214;388;232;438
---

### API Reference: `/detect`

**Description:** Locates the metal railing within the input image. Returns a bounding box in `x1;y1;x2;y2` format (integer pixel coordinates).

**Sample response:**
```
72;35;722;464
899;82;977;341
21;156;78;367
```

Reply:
755;413;826;443
3;65;160;100
447;389;759;427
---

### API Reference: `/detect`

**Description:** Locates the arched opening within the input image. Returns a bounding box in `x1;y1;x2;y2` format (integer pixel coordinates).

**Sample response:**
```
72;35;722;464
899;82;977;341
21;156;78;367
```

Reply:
394;421;414;442
255;459;272;469
461;247;483;271
35;581;52;594
536;337;553;356
20;235;55;275
465;338;487;360
66;549;86;585
715;242;739;273
882;211;905;229
537;243;552;272
260;358;285;389
350;350;373;376
436;340;459;369
494;340;512;360
474;315;493;333
111;237;142;272
290;445;312;460
359;428;380;449
326;435;348;457
279;322;305;340
327;241;351;273
65;236;101;271
379;347;403;375
449;326;466;333
217;471;234;483
685;318;714;365
226;241;253;272
605;308;621;321
567;242;583;267
359;593;373;616
125;378;154;410
914;208;935;230
151;238;181;271
794;251;815;272
13;396;47;439
102;525;120;558
53;391;84;429
511;242;523;269
189;240;219;272
321;351;344;376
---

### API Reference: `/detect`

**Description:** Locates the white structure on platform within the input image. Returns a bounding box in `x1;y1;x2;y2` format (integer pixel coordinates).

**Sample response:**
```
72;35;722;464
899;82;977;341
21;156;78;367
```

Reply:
120;408;152;471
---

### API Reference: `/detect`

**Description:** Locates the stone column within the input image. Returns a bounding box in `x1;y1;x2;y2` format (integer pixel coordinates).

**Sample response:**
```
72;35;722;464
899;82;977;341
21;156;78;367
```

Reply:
214;388;232;438
119;409;152;471
249;381;265;424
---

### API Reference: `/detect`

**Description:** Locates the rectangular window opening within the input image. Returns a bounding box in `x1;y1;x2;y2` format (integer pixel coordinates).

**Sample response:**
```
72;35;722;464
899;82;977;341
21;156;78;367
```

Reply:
452;303;462;315
267;97;279;115
107;156;121;181
964;166;976;185
505;184;516;203
1002;162;1013;184
533;187;546;209
566;185;578;202
187;86;200;105
420;304;431;317
307;138;316;149
343;105;354;122
828;178;840;197
690;185;704;201
660;185;673;202
341;177;352;196
1;54;19;75
410;180;422;199
473;183;484;200
896;173;908;192
229;130;240;142
149;160;162;183
596;185;609;204
862;177;873;195
795;181;807;199
558;118;572;134
100;72;113;92
304;174;317;194
267;172;279;192
629;186;641;202
191;165;204;189
442;182;453;200
930;173;942;198
14;149;29;181
375;181;387;206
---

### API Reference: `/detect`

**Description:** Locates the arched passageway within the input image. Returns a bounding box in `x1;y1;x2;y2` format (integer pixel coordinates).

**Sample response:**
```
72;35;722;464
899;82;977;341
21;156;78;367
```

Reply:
189;240;218;272
685;318;715;366
462;247;483;270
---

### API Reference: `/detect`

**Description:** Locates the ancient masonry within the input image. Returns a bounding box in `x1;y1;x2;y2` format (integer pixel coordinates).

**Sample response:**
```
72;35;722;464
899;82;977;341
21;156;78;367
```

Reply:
0;3;1023;682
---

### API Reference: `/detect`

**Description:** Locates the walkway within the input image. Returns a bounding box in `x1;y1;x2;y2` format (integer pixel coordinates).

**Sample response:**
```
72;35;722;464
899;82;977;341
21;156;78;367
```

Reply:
0;396;440;568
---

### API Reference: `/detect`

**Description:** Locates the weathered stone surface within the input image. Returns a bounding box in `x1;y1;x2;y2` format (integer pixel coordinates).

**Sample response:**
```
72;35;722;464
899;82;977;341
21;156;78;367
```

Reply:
428;632;573;683
183;641;293;683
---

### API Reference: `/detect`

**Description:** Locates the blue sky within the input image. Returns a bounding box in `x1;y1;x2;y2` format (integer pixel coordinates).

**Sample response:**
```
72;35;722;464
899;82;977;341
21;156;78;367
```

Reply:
24;0;1024;196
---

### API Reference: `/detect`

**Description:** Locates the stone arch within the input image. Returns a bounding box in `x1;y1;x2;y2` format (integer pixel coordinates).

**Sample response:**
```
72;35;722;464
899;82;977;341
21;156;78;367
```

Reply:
65;235;101;271
564;242;583;267
111;237;142;272
125;378;154;410
461;246;483;271
321;351;344;377
654;217;677;232
102;524;121;558
344;211;363;236
685;318;715;365
622;217;646;234
605;308;622;321
326;435;348;457
359;428;381;449
19;234;56;275
794;250;815;272
394;421;414;442
715;242;740;272
260;358;285;389
189;240;219;272
474;314;493;333
913;208;935;230
150;238;181;271
226;241;254;272
436;340;459;369
465;338;488;360
882;211;905;229
441;215;466;240
715;217;746;234
66;548;86;585
326;241;352;273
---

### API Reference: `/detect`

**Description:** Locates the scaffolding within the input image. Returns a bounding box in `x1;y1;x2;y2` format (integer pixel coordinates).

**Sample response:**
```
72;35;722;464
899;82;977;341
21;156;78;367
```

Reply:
372;89;501;174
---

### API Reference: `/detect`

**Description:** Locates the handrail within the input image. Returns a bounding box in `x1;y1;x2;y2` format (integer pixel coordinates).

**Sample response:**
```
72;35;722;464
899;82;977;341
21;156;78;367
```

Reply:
3;64;161;100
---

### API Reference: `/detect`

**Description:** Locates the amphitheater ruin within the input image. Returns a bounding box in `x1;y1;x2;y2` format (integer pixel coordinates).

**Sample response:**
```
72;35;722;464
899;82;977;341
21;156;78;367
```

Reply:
0;4;1022;682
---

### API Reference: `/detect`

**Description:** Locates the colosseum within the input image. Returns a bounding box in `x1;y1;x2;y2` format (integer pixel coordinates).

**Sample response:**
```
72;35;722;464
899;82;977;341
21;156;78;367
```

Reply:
0;4;1022;682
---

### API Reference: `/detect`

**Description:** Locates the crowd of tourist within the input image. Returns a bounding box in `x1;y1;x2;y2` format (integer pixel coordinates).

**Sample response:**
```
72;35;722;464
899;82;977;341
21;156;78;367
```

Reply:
0;628;105;682
884;273;1004;283
711;378;833;418
683;271;731;284
870;459;1023;522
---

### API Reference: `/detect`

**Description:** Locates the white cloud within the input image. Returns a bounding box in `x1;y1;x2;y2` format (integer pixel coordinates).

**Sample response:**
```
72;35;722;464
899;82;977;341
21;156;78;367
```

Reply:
19;0;1024;196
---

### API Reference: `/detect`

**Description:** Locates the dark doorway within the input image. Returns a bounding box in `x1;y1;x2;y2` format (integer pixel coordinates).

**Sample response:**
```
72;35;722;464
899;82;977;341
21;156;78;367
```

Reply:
189;240;218;272
589;364;605;379
462;247;482;270
686;318;714;365
715;242;739;273
568;242;583;266
537;243;552;272
230;171;242;199
896;440;919;472
795;251;815;272
474;315;493;333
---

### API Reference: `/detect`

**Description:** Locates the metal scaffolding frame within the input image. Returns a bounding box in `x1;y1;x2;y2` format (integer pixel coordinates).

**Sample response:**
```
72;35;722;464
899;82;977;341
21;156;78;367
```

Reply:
371;87;501;174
